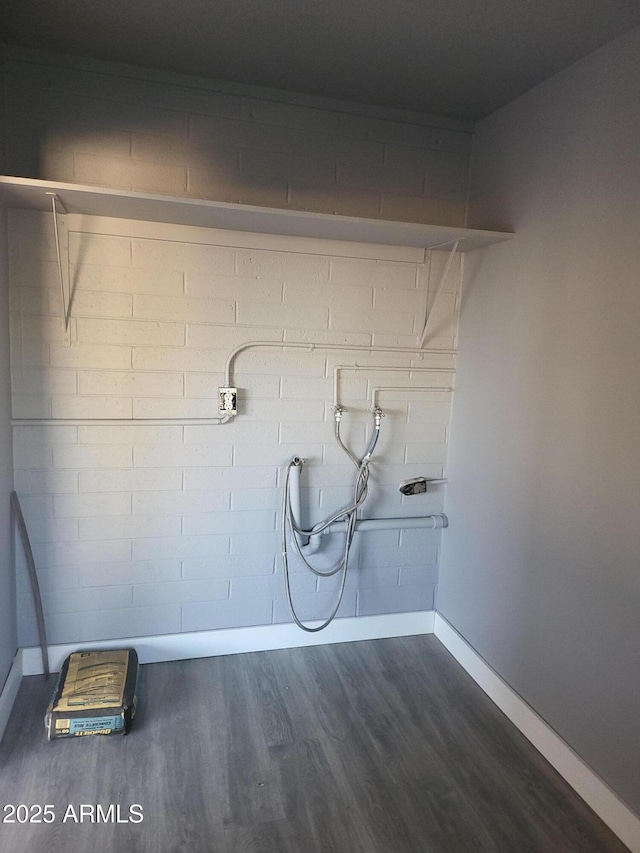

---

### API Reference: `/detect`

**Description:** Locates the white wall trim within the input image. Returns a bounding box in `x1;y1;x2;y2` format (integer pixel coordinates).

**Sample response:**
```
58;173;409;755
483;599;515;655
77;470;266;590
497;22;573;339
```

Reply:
434;612;640;853
0;650;24;745
21;610;435;676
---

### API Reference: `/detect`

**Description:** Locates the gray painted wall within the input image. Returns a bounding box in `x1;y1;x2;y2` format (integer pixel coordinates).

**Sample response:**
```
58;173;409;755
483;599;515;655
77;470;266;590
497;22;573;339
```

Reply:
0;49;18;686
439;27;640;814
0;209;17;688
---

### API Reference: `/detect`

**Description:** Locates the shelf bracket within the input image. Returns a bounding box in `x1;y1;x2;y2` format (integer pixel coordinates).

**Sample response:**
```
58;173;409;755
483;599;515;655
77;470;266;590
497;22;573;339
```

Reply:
47;192;71;346
418;239;460;348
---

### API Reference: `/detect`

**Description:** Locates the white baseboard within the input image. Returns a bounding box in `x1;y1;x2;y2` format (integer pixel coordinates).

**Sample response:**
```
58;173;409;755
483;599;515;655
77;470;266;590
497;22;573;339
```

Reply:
21;610;435;676
434;612;640;853
0;650;24;745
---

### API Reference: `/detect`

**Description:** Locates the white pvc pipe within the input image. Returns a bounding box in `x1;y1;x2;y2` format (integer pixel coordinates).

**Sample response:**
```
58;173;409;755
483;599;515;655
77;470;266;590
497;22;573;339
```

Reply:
370;385;453;407
288;457;448;550
326;514;448;533
333;363;456;408
288;459;322;553
288;459;304;537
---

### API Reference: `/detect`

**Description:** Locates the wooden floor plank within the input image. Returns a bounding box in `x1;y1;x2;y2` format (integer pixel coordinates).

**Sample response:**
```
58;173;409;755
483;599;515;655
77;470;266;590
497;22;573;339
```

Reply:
0;635;630;853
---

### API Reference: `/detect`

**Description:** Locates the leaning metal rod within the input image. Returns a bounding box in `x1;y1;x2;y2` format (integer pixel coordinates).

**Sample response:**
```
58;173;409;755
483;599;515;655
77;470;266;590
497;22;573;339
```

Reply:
10;492;50;678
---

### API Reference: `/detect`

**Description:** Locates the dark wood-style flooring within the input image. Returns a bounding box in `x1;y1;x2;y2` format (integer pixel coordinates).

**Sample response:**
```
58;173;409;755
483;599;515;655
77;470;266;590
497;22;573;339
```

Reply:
0;635;629;852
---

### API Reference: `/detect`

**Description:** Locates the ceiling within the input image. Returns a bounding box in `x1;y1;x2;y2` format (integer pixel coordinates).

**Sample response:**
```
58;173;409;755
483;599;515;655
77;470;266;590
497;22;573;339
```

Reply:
1;0;640;122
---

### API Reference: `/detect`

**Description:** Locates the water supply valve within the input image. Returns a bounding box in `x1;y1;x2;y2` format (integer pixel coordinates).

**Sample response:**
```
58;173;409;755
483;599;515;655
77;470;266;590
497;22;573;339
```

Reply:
333;404;346;423
372;405;384;429
399;477;448;495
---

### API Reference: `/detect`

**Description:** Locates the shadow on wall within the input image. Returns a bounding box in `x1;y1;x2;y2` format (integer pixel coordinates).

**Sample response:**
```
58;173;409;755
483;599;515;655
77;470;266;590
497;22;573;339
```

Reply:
3;66;471;227
37;127;288;208
32;124;469;225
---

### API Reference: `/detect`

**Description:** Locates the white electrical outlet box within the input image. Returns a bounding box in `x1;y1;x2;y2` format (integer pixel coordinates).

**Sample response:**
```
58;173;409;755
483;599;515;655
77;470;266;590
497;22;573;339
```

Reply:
218;387;237;416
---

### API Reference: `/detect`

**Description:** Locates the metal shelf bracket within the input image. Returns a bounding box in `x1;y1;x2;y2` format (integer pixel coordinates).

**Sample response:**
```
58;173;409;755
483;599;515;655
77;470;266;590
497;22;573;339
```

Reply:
47;192;71;346
418;238;460;348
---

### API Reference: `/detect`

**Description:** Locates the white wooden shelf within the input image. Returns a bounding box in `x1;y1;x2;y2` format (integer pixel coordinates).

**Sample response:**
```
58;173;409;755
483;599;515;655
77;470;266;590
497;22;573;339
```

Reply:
0;176;513;252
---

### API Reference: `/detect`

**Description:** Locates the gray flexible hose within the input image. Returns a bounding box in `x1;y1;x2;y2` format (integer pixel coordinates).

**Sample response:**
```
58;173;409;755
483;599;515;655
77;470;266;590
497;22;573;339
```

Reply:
282;411;380;632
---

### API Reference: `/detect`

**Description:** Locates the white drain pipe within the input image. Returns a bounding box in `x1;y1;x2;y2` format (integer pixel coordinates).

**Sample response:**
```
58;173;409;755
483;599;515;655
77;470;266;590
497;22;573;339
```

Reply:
288;457;447;554
288;459;312;548
326;514;448;533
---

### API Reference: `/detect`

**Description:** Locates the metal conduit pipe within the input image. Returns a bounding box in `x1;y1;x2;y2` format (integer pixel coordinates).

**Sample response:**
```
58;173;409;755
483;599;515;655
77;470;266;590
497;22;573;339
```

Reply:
15;344;456;427
224;340;457;388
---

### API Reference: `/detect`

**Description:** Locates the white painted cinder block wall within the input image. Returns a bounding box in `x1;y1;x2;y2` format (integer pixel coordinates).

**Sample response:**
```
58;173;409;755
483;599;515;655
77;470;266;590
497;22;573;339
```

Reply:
3;49;469;646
